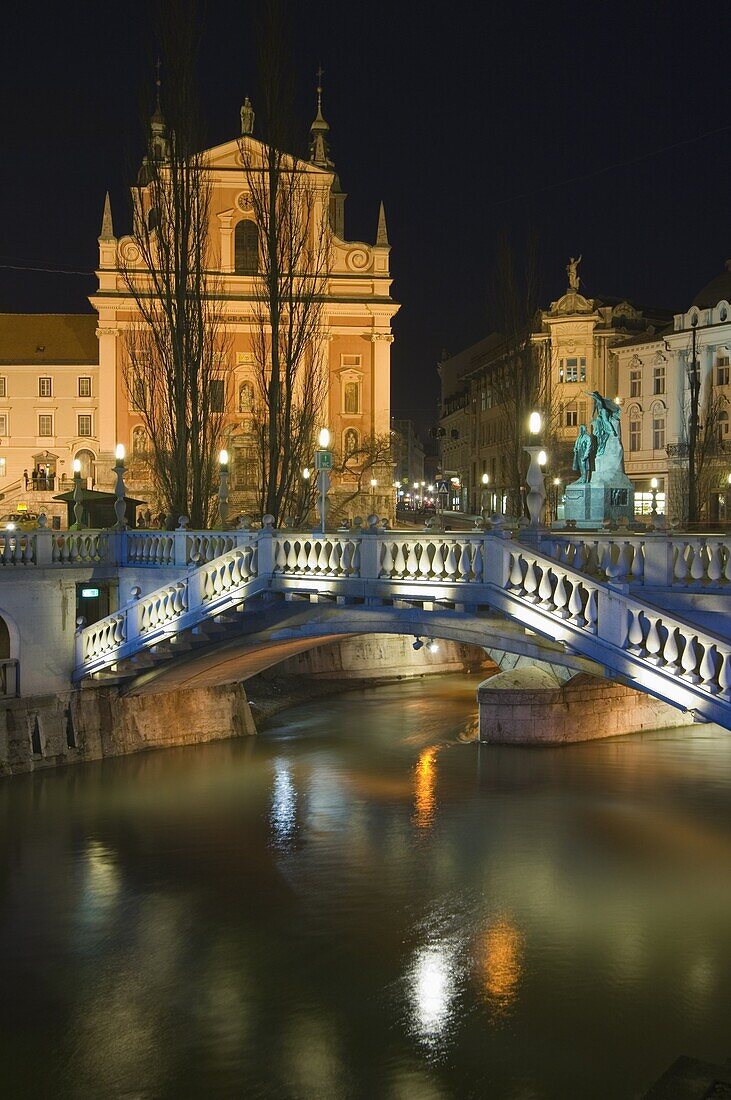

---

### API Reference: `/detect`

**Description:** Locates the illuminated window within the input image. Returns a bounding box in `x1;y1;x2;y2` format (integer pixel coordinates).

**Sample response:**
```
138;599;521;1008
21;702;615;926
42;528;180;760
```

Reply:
0;458;5;478
719;410;729;439
78;376;91;397
717;356;730;387
238;380;254;412
234;220;259;274
559;357;586;383
0;378;6;398
38;414;53;437
343;380;360;415
77;414;92;437
566;408;578;427
629;416;641;453
630;368;641;397
0;415;7;436
38;376;52;397
653;363;666;395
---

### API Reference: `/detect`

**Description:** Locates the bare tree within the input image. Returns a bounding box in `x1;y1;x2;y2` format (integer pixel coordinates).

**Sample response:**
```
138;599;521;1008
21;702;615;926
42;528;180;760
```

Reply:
671;379;729;525
238;5;331;526
488;234;565;515
120;2;230;528
327;434;394;523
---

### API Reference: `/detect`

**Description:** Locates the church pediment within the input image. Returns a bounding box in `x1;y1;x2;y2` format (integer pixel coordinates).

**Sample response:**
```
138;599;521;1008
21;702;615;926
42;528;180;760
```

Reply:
547;290;595;316
204;135;329;179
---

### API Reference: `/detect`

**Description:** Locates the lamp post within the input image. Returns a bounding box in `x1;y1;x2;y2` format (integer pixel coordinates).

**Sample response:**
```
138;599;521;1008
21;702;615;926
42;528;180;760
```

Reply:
218;449;230;527
480;472;490;525
650;476;659;519
370;477;377;515
524;412;547;528
315;428;331;534
552;476;562;523
113;444;127;531
72;458;84;529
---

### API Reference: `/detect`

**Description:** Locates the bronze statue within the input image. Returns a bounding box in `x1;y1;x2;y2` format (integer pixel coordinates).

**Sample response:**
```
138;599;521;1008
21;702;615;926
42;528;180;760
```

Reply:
572;424;592;482
566;254;582;291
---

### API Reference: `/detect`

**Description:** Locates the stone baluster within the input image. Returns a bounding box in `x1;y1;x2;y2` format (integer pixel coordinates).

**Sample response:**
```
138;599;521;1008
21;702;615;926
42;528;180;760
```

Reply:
681;635;700;684
690;542;707;583
700;643;718;692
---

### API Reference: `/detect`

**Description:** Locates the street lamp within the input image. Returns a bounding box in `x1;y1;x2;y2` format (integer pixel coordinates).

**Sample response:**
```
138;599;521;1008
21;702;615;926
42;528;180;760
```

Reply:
524;412;546;528
218;449;230;527
370;477;378;514
480;472;490;524
113;444;127;531
315;428;332;534
72;458;84;529
650;476;659;518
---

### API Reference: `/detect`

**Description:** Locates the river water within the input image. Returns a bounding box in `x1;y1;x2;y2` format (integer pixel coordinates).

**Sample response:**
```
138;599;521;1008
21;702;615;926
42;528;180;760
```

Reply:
1;675;731;1099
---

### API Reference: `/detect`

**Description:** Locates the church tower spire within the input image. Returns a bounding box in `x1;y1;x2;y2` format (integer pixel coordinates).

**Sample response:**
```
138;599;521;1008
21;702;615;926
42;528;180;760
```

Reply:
309;65;333;169
149;58;169;161
376;201;389;247
99;191;115;241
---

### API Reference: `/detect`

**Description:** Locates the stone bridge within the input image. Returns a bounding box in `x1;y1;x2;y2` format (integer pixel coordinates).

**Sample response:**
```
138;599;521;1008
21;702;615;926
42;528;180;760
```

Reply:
16;521;722;730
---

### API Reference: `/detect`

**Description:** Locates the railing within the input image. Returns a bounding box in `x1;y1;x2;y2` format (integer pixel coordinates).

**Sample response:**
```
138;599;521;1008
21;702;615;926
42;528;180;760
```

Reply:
72;525;731;727
541;533;731;588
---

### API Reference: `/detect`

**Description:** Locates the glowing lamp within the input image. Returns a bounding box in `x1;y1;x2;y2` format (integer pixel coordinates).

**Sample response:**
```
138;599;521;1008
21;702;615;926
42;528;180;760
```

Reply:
553;477;561;486
481;473;489;485
650;477;658;490
73;459;82;474
318;427;331;449
303;467;311;480
219;449;229;467
537;450;547;466
370;478;377;488
114;443;125;462
528;411;542;435
427;639;439;654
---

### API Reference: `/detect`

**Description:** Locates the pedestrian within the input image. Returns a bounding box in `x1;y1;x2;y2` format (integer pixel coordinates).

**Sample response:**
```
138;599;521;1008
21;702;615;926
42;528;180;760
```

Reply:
31;468;37;491
23;469;28;490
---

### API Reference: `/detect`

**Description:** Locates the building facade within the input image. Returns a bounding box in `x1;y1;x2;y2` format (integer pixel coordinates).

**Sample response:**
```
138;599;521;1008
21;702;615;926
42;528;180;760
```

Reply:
438;267;670;515
391;417;425;489
0;91;398;527
613;260;731;520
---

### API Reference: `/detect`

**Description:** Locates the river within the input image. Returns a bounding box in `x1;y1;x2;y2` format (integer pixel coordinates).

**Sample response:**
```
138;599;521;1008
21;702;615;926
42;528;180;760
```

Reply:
1;674;731;1098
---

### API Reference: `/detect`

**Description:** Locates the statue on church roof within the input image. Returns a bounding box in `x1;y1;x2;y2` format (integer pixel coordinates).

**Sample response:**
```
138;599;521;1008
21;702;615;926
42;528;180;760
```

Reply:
240;97;254;136
566;254;582;291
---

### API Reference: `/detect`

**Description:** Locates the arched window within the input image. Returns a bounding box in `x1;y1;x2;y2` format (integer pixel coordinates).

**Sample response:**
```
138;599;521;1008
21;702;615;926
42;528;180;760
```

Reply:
234;221;259;275
238;380;254;413
652;412;665;451
629;409;642;453
344;428;359;455
343;381;360;415
132;426;149;454
74;449;96;484
718;410;729;440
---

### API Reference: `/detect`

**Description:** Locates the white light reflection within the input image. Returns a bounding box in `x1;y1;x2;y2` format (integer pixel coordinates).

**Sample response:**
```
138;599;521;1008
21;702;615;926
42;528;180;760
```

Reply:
408;941;460;1044
270;759;297;847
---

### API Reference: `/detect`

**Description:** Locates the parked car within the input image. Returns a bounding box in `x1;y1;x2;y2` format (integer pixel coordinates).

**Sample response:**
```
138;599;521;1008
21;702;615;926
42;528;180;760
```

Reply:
0;512;40;532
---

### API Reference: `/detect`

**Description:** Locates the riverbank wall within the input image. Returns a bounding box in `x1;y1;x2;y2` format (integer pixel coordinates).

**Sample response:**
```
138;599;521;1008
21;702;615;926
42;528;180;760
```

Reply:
0;683;256;777
478;668;695;744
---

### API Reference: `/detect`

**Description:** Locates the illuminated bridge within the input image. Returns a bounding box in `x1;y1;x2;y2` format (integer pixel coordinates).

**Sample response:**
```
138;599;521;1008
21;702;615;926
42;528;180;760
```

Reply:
52;521;731;729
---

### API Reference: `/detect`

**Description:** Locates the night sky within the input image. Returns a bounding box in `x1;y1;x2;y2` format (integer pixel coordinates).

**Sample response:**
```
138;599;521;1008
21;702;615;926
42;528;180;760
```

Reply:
1;0;729;438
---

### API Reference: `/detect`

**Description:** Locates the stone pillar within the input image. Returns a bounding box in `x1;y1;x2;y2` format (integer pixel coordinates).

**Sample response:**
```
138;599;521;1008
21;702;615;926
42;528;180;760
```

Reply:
642;536;674;586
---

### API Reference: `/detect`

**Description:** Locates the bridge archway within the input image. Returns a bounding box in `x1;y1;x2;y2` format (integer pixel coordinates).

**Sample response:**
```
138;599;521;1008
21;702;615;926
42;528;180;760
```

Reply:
0;608;21;661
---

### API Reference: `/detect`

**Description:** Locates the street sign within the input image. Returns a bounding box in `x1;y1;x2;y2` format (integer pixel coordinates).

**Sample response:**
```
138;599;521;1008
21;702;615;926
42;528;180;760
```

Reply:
315;450;333;471
435;479;450;495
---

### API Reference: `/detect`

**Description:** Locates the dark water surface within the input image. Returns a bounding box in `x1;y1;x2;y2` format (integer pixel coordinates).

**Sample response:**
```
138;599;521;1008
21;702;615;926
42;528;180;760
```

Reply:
1;676;731;1099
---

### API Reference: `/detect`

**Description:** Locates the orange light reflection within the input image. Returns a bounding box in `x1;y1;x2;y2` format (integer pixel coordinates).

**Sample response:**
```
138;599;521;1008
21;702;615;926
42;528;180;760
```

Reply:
412;746;439;830
476;917;523;1014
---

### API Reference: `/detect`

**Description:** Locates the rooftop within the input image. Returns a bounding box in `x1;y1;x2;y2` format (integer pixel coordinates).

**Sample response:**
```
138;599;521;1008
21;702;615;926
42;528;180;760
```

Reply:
0;314;98;365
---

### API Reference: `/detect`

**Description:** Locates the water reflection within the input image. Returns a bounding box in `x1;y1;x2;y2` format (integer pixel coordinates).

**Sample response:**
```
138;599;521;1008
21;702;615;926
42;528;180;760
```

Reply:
475;916;523;1015
412;745;440;830
270;758;297;848
408;940;461;1045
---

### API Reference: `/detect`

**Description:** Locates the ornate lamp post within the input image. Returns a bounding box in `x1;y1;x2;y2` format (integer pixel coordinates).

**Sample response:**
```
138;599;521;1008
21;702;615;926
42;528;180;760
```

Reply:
650;476;659;519
72;458;84;529
480;472;490;525
316;428;331;534
552;476;562;523
113;444;127;531
524;412;547;527
370;477;378;515
218;449;230;527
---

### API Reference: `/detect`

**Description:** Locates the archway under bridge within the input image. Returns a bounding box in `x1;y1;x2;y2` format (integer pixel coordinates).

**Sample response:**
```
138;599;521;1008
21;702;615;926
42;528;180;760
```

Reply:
108;601;603;697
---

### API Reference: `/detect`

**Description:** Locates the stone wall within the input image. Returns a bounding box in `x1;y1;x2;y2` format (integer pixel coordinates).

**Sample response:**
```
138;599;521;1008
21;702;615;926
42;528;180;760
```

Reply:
272;634;491;680
478;668;695;745
0;682;255;777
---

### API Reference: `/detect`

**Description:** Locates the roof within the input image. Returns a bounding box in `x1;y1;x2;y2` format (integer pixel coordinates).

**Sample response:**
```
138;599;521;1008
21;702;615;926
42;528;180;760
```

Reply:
611;325;673;350
0;314;98;365
692;261;731;309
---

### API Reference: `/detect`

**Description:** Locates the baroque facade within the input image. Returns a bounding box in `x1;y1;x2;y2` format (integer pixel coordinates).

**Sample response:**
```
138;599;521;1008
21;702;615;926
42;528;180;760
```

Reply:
0;89;398;525
438;263;670;515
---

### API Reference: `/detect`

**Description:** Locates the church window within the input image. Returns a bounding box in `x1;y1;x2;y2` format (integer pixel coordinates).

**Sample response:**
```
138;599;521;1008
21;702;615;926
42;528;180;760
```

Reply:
718;411;729;440
78;376;92;397
77;415;92;438
717;355;730;387
38;377;52;398
652;414;665;451
234;220;259;275
38;415;53;437
210;379;225;412
344;428;359;454
629;414;641;453
0;416;7;436
238;380;254;412
559;357;586;383
343;380;360;415
630;368;641;398
653;363;666;395
0;378;6;398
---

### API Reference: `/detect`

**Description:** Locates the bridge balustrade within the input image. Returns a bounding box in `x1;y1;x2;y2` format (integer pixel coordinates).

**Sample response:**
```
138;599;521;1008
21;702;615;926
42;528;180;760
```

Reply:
542;533;731;588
